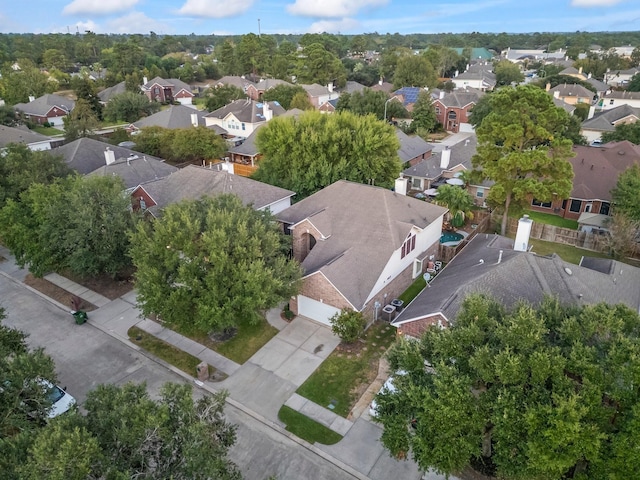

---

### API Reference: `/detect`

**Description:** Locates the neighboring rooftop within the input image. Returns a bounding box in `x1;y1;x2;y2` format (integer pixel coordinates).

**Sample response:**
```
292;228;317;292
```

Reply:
581;104;640;133
14;94;75;116
205;99;285;123
133;105;208;129
0;124;52;148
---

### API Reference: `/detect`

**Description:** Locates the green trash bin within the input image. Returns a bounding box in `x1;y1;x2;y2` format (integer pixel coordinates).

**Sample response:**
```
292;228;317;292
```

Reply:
72;311;88;325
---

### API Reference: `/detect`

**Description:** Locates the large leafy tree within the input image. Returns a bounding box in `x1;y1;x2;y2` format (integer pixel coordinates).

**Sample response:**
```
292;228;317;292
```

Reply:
601;122;640;145
204;84;246;112
294;43;347;87
129;195;301;334
611;164;640;220
494;60;524;86
629;73;640;92
393;55;438;89
376;294;640;479
433;184;475;227
253;110;401;199
0;143;71;208
261;84;307;110
103;91;160;123
336;89;408;120
72;75;103;120
410;91;438;133
17;383;241;480
0;60;55;105
0;175;135;278
132;126;227;164
63;98;99;142
472;85;575;235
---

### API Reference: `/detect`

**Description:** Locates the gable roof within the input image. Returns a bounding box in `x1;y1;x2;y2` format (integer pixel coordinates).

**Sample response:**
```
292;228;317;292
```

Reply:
215;76;255;91
141;76;192;94
276;180;448;310
52;137;166;175
205;99;285;124
604;90;640;101
87;153;178;189
300;83;332;97
0;124;52;148
138;165;295;216
396;128;432;163
549;83;594;100
98;81;127;103
585;77;609;93
435;88;484;108
453;66;496;87
394;233;640;329
253;78;293;91
228;125;262;156
582;104;640;132
552;97;576;115
402;134;479;181
342;81;367;94
370;81;394;93
14;94;75;116
569;141;640;201
133;105;208;129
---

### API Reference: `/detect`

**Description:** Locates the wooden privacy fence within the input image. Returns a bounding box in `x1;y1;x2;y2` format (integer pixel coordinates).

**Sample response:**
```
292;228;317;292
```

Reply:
438;210;492;263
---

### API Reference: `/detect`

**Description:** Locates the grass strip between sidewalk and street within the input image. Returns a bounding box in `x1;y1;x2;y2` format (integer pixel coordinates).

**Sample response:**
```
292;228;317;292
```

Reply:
297;323;396;418
128;326;210;378
278;406;343;445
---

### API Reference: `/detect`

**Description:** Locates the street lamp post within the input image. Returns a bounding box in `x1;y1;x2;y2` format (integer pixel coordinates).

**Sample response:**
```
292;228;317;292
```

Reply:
383;97;394;123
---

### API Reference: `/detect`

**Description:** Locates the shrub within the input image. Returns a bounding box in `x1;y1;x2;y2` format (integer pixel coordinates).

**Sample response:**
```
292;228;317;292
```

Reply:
330;309;366;344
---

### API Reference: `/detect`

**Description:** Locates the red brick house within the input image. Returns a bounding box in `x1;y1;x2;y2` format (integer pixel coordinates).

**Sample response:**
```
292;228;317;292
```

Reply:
276;180;447;326
432;88;483;133
141;76;194;105
13;94;75;126
529;141;640;220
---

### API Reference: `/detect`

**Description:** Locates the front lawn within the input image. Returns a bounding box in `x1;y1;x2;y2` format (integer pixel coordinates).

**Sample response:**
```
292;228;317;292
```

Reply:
32;126;63;136
277;406;343;445
296;322;396;418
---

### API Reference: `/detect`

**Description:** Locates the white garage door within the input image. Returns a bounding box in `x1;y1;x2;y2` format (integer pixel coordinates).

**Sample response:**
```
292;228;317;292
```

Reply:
297;296;341;326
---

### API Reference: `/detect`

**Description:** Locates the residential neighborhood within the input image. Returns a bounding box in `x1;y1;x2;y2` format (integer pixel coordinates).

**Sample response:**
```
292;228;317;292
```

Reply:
1;18;640;480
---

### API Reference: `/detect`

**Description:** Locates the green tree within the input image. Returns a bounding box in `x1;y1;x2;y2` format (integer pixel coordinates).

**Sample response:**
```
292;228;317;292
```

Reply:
604;213;640;259
611;164;640;221
72;76;103;120
0;143;71;208
0;60;55;105
393;55;437;89
289;91;314;110
494;60;524;86
472;85;575;235
253;110;401;199
0;321;58;438
41;48;71;72
294;43;347;87
103;91;160;123
133;127;227;164
330;309;366;344
411;91;438;133
377;294;640;479
129;195;301;334
0;175;135;278
204;84;246;111
63;98;99;141
261;84;307;110
626;73;640;92
336;89;408;120
0;105;19;126
433;184;475;227
601;122;640;144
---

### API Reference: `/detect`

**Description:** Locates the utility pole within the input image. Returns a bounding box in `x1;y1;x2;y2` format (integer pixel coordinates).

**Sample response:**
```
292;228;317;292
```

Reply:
258;19;261;38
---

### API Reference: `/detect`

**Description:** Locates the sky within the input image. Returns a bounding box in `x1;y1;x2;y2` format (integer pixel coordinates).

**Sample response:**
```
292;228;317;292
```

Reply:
1;0;639;36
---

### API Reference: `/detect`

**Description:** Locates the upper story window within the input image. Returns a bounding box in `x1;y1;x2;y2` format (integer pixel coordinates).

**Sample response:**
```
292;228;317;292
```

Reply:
401;234;416;259
448;111;457;120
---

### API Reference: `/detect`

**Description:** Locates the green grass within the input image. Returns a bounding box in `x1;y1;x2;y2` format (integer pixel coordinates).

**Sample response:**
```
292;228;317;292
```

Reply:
521;237;612;265
513;210;579;230
297;323;396;418
398;276;426;304
32;126;63;136
179;316;278;365
128;326;211;377
278;406;343;445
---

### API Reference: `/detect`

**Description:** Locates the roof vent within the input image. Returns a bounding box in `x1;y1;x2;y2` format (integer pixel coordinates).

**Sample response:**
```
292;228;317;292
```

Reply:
564;267;573;276
618;150;625;155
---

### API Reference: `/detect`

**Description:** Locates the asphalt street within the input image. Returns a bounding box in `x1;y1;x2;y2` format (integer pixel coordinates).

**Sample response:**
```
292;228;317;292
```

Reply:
0;274;358;480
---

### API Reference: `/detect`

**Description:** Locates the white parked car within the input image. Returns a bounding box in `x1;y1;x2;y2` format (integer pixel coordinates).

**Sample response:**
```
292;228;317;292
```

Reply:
41;380;76;418
369;370;407;418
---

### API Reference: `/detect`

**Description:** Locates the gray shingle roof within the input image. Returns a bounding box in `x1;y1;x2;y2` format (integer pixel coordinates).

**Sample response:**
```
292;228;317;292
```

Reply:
604;90;640;100
87;154;178;189
14;94;75;116
228;125;261;156
254;79;293;91
581;104;640;132
215;76;255;91
549;83;595;100
435;88;484;108
133;105;208;129
52;137;166;175
342;81;367;94
402;135;478;181
300;83;331;97
395;233;640;326
585;77;609;93
396;129;432;163
142;77;192;94
139;165;295;216
205;99;285;124
276;180;448;310
0;125;51;148
98;81;127;103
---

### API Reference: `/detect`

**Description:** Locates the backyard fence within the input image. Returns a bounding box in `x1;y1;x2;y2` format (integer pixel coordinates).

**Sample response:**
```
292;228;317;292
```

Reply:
438;210;492;263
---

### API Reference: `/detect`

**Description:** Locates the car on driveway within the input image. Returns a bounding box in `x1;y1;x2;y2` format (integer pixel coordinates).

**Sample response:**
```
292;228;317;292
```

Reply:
41;380;76;418
369;370;406;418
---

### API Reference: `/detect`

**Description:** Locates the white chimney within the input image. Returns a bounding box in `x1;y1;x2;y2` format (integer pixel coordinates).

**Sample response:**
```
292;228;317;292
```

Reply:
454;70;459;77
553;91;560;99
327;82;334;93
104;148;116;165
439;91;445;99
143;76;148;85
379;77;383;86
395;177;408;196
588;72;592;79
587;105;596;120
578;66;583;75
514;215;533;252
28;95;35;102
263;102;272;121
440;148;451;169
190;113;198;127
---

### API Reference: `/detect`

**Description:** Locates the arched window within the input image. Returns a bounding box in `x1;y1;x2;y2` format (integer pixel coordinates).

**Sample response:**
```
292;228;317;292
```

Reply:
448;110;457;120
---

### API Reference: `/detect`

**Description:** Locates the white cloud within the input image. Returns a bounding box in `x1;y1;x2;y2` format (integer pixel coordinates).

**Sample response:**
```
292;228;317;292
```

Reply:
105;12;172;34
287;0;389;18
571;0;623;6
307;18;361;33
177;0;254;18
63;0;139;16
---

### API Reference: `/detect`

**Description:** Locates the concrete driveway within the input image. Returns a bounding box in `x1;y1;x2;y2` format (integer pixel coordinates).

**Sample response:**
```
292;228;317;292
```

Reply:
219;316;341;420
